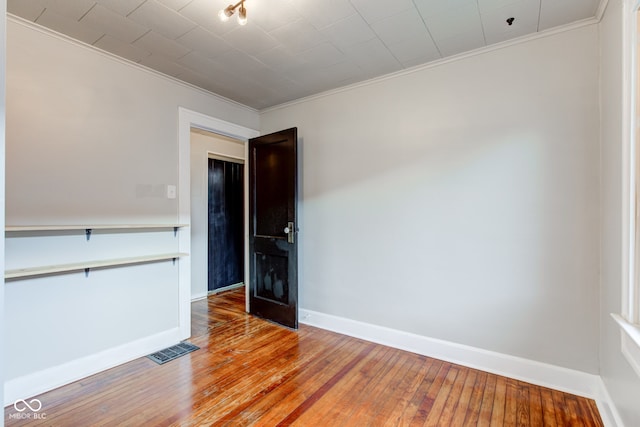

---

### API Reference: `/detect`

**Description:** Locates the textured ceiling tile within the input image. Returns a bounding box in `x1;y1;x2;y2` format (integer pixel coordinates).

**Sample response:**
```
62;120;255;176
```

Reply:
127;0;197;39
413;0;478;16
421;3;484;41
246;0;303;32
214;49;270;78
386;36;441;65
340;38;402;72
321;14;377;51
297;42;346;67
7;0;47;21
254;45;309;72
178;0;233;37
140;53;192;76
35;8;104;45
370;9;433;47
177;27;232;59
288;0;357;29
434;31;486;57
478;0;530;11
268;19;327;52
175;69;214;89
349;0;416;24
538;0;599;30
178;51;230;76
221;25;279;55
80;4;149;44
133;30;191;60
96;0;147;16
156;0;193;11
43;0;96;21
94;34;152;63
480;0;540;44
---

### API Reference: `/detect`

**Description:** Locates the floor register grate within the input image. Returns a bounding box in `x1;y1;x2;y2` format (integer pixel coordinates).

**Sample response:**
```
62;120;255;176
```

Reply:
147;342;200;365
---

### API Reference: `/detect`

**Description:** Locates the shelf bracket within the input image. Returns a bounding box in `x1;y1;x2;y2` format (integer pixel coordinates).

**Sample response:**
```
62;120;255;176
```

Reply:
85;228;92;241
84;268;90;277
173;226;178;237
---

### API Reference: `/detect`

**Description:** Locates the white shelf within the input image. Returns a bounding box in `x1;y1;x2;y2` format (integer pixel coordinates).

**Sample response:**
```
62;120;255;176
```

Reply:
6;224;188;232
5;253;189;279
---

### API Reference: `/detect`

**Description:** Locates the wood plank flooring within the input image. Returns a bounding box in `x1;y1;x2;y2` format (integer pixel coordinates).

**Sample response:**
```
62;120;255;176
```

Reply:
4;288;604;426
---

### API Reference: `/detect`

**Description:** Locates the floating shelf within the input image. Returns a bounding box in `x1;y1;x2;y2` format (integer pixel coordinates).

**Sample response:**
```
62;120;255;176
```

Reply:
5;253;189;279
6;224;188;232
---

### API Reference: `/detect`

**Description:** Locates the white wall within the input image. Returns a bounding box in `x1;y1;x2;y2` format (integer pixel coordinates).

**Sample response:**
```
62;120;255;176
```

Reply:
4;18;259;403
261;25;601;373
599;0;640;425
6;18;258;225
1;0;6;422
190;130;245;300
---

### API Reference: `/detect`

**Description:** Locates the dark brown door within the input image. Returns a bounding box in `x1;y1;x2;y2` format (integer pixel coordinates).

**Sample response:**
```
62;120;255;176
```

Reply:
248;128;298;329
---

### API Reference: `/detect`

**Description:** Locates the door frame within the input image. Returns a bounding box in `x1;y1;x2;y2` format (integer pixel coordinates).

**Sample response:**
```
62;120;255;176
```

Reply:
178;107;260;337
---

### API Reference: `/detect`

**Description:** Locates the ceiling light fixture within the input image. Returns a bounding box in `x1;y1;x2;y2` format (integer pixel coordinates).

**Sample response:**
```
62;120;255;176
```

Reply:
218;1;248;26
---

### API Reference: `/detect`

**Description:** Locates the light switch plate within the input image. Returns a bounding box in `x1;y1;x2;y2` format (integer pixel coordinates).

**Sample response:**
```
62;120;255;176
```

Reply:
167;185;177;199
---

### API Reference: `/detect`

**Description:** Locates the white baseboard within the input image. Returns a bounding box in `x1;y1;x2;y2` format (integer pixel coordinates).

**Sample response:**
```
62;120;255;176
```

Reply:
4;327;182;406
593;377;625;427
191;292;207;302
300;309;602;399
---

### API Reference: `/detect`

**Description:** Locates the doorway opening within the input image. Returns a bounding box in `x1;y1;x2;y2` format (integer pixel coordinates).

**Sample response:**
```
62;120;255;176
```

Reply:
208;157;244;294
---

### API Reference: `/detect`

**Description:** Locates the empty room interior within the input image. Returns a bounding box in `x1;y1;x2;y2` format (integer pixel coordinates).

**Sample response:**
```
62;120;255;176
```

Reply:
1;0;640;425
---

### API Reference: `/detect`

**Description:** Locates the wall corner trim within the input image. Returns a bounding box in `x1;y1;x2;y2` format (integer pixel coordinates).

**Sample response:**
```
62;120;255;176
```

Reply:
300;308;602;399
3;327;182;406
596;0;611;22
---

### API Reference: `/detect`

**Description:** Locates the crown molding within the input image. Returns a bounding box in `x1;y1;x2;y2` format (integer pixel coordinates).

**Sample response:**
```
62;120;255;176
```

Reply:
260;17;601;114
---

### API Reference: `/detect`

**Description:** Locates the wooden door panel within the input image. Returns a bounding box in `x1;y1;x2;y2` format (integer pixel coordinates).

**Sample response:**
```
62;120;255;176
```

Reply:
249;128;298;329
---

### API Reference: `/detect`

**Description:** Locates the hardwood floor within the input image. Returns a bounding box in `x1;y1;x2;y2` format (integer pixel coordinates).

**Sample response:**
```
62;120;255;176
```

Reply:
5;288;603;426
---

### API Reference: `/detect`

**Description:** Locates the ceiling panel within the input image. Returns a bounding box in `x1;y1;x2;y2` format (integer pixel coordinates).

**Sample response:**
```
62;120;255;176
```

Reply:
268;19;327;52
176;26;231;59
434;31;487;57
93;34;151;63
538;0;599;30
341;38;402;77
220;24;279;55
7;0;602;109
421;3;484;41
139;53;191;76
321;13;377;51
370;9;433;47
96;0;146;16
288;0;356;30
127;0;196;39
480;0;541;44
178;0;234;36
132;30;191;60
35;8;103;45
80;4;149;44
349;0;416;24
7;0;46;21
43;0;95;20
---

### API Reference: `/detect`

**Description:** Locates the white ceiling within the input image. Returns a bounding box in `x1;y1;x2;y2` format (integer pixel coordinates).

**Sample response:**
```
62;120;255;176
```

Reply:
8;0;601;110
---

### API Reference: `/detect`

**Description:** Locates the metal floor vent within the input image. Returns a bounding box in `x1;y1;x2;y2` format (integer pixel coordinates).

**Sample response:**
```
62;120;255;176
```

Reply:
147;342;200;365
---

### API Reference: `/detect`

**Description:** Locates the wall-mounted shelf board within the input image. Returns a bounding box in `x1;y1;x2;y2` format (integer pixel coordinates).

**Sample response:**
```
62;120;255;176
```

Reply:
6;224;188;232
5;252;189;279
